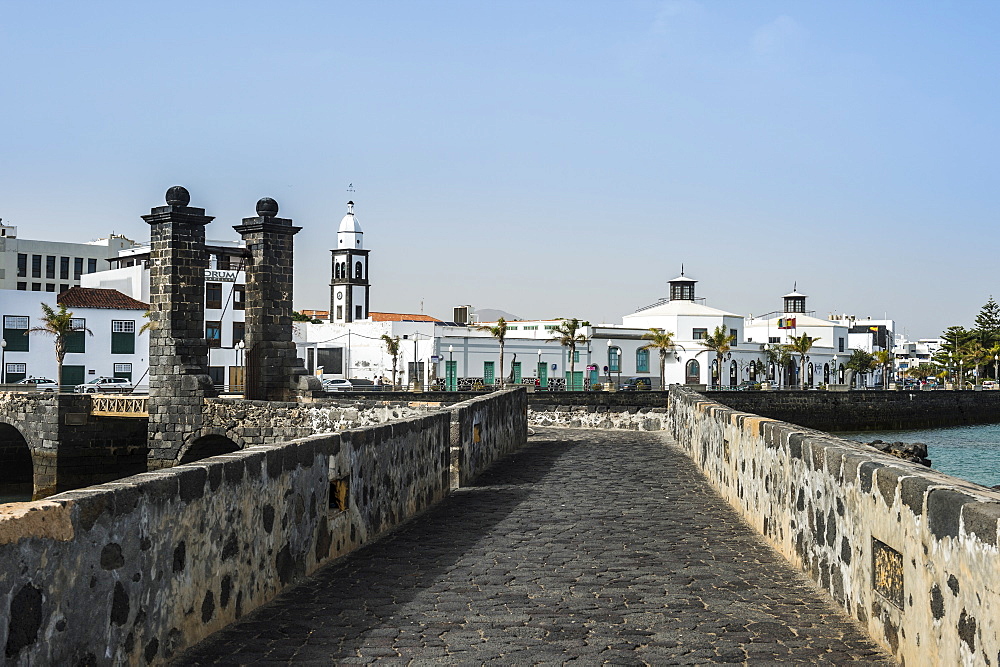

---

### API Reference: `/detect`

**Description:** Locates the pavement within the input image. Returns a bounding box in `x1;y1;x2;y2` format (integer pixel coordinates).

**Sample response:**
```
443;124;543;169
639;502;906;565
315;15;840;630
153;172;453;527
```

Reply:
175;428;894;665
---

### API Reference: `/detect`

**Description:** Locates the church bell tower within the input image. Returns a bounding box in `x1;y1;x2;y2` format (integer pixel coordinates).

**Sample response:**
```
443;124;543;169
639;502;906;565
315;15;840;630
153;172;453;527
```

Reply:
330;201;370;323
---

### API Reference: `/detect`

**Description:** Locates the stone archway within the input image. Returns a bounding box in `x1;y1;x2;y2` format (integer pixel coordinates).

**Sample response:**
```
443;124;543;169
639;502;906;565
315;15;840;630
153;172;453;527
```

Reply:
178;431;241;464
0;423;34;501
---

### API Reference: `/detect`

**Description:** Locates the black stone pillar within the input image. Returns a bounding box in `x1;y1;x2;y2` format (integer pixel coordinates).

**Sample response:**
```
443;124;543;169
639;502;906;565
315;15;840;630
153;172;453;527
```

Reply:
233;198;322;401
142;186;216;468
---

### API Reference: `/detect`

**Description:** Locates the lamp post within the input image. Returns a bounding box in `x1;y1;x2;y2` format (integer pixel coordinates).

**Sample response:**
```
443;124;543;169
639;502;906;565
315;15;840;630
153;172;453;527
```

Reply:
833;354;838;385
948;352;953;388
1;338;6;385
606;339;614;389
447;344;455;392
994;354;998;387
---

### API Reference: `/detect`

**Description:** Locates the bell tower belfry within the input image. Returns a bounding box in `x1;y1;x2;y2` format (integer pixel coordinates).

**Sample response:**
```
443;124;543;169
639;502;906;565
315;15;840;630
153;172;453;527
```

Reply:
330;201;370;323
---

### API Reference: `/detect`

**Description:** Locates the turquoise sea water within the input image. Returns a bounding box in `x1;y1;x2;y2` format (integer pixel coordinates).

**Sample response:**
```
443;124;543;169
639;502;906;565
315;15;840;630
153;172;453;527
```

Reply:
838;423;1000;489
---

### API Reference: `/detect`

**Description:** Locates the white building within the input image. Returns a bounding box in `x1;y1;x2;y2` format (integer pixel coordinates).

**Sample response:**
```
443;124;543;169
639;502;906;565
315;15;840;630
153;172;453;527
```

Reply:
0;286;148;389
0;220;141;294
329;201;370;324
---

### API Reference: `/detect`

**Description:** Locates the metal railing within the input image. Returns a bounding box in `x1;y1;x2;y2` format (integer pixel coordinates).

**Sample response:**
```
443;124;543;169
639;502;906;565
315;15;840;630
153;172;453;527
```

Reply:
89;395;149;418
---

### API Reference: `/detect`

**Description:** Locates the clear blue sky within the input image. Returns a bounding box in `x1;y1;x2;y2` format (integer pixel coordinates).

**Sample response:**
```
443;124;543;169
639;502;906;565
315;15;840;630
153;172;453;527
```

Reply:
2;1;998;339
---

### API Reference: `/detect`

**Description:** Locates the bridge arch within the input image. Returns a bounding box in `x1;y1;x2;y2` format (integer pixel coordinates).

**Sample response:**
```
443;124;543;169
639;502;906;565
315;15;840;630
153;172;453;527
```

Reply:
178;428;243;464
0;422;35;501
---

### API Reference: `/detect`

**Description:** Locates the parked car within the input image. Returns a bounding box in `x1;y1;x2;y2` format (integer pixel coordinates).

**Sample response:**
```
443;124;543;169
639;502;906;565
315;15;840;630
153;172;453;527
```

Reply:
322;378;354;392
74;377;133;394
14;377;58;392
984;380;999;390
621;377;653;391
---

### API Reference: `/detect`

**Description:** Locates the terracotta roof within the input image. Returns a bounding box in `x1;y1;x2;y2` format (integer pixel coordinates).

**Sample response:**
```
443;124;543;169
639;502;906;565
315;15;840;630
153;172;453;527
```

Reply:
58;287;149;311
370;312;443;323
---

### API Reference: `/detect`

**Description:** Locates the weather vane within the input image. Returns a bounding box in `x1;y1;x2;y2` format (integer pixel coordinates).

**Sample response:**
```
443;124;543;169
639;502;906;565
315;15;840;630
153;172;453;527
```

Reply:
347;183;355;194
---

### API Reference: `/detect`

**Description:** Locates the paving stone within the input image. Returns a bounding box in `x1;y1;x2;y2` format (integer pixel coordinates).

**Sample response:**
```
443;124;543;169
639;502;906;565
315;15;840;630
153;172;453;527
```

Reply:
174;428;894;665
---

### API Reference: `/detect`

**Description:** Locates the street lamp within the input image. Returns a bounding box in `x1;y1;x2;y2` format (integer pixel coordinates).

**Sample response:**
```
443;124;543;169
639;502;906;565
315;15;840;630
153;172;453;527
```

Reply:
833;354;838;384
234;340;245;393
606;339;614;389
447;344;455;392
1;338;6;385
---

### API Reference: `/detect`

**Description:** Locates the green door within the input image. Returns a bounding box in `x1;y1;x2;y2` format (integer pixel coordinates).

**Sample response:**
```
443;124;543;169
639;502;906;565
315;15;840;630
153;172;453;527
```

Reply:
512;362;521;383
538;362;548;388
445;360;457;391
62;365;85;389
483;361;495;386
566;371;583;391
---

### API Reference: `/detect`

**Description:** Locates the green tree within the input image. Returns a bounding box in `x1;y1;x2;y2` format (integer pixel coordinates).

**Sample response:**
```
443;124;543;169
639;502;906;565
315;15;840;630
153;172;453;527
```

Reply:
905;363;939;381
381;334;401;389
292;310;322;324
26;303;93;390
787;334;819;390
933;326;976;384
700;326;735;389
639;328;675;390
872;349;894;389
551;318;589;390
477;318;508;386
975;296;1000;347
845;349;875;389
765;344;791;387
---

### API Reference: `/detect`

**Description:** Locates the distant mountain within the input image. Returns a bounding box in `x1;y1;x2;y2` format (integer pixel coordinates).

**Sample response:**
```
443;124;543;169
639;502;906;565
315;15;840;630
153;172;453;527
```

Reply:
474;308;521;323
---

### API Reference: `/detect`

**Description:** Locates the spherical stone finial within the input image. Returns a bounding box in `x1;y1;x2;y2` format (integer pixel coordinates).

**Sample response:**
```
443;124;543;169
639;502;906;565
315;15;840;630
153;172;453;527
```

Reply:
165;186;190;207
256;197;278;217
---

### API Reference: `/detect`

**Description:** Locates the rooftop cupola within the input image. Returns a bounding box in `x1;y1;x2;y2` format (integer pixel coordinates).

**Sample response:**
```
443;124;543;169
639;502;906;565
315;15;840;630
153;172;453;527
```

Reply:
668;266;697;301
337;200;363;248
783;284;807;313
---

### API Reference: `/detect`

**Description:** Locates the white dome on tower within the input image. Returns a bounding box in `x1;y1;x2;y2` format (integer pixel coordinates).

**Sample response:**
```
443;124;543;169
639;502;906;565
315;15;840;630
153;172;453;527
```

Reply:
338;201;363;234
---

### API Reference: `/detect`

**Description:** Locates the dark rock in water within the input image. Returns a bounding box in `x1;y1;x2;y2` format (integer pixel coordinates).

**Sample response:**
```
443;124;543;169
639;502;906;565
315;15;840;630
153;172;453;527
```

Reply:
863;440;931;467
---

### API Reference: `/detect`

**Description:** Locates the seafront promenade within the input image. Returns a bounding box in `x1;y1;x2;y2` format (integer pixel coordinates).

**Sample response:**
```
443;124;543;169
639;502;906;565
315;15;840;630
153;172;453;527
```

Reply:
176;428;891;665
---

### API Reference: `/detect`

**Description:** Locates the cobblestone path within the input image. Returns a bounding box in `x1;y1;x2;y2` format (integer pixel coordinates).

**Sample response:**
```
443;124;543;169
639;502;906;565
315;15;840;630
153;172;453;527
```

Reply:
176;428;893;665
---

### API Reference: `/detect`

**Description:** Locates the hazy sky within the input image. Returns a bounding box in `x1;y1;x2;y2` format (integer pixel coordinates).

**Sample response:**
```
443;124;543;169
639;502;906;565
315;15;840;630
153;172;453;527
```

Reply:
2;1;998;339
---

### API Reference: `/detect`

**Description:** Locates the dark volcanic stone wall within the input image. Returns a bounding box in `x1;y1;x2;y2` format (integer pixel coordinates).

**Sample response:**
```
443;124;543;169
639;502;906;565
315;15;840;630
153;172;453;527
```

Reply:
670;386;1000;664
704;389;1000;431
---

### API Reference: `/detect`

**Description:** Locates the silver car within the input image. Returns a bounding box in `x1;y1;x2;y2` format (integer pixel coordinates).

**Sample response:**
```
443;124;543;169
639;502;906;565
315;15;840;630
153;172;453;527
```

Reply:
74;377;133;394
14;377;58;392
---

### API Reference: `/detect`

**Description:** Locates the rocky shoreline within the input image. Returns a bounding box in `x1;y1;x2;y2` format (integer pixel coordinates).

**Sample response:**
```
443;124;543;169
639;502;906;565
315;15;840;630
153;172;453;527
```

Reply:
865;439;931;467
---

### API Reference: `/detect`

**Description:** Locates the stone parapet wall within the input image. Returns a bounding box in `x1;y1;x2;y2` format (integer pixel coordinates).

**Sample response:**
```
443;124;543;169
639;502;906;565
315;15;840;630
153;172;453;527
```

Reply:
0;389;525;664
527;391;669;408
669;386;1000;665
528;404;669;431
705;389;1000;431
450;388;528;485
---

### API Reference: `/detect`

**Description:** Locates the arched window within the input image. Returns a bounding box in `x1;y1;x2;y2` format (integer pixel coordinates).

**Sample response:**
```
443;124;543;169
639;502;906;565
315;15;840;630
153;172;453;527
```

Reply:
824;363;830;384
729;360;738;387
608;347;620;372
685;359;700;384
636;349;649;373
355;261;363;279
807;363;814;387
334;263;341;279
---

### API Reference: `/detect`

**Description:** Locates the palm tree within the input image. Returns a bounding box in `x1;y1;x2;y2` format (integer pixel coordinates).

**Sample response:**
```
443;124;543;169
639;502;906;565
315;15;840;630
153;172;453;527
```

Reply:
477;318;508;386
700;326;734;389
787;334;819;390
26;303;93;390
550;318;589;391
764;344;792;387
381;334;401;389
872;349;894;389
845;349;875;389
639;328;675;390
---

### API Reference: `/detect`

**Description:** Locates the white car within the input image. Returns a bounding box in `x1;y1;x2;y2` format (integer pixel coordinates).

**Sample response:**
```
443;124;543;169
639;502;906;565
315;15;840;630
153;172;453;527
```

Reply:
14;377;58;392
322;378;354;392
74;377;133;394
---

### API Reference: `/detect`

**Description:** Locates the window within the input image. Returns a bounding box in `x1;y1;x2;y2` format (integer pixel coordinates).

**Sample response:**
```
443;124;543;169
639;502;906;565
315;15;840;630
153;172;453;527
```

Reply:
60;257;69;280
74;257;83;280
16;282;25;291
609;347;620;372
206;282;222;310
3;316;29;352
544;325;556;330
636;349;649;373
45;284;55;292
206;321;221;347
484;361;495;385
730;329;738;344
87;258;97;274
523;325;537;331
16;254;26;278
113;363;133;381
31;283;40;292
65;318;86;353
111;320;136;354
355;305;362;319
31;255;41;278
208;366;225;387
573;350;580;363
693;328;708;340
233;285;245;310
355;261;363;279
671;282;694;300
769;336;780;344
336;305;343;320
5;363;26;383
508;326;518;330
839;337;845;352
217;255;231;270
59;284;68;294
232;321;245;344
46;256;55;279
